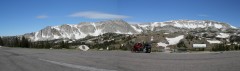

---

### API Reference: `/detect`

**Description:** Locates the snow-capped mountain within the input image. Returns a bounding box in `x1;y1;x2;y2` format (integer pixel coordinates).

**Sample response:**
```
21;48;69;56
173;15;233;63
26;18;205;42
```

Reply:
132;20;236;32
24;20;139;41
24;20;237;41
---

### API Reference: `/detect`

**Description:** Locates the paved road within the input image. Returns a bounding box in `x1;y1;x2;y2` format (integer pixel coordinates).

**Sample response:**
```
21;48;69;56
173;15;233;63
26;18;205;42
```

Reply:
0;47;240;71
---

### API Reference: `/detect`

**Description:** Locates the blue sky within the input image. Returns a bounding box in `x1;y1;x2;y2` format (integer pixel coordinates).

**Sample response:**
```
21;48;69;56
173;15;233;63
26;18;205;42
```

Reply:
0;0;240;36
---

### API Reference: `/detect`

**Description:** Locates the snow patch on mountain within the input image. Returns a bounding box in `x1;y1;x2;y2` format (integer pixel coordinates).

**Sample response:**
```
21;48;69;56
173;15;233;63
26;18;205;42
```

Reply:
138;24;149;30
53;35;60;39
115;30;122;34
52;26;60;31
127;32;133;35
166;35;184;45
157;35;184;46
34;32;39;41
138;24;149;28
157;42;168;48
231;25;237;29
157;35;184;50
207;40;221;44
173;22;185;28
160;23;168;27
90;29;103;36
164;33;169;34
150;36;153;41
131;25;142;33
214;24;223;29
150;22;160;31
216;33;230;38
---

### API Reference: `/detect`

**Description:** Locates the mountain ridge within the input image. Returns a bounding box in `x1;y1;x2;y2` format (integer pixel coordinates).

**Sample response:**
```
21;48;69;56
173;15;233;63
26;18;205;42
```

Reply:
23;19;237;41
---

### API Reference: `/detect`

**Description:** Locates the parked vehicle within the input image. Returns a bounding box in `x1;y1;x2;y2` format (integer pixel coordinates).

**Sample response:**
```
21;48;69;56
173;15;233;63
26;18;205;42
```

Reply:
132;42;151;53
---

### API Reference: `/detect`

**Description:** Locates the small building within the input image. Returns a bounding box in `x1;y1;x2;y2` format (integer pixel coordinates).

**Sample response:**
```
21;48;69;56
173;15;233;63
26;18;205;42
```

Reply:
193;44;207;51
193;44;207;48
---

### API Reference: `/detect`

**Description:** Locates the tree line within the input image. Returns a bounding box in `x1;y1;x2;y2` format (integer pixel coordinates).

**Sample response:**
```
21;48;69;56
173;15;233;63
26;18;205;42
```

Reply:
212;35;240;51
0;36;29;47
0;36;69;49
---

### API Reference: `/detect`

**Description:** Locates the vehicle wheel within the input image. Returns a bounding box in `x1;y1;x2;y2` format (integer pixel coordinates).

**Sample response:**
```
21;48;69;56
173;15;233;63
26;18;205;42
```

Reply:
146;48;151;53
131;48;135;53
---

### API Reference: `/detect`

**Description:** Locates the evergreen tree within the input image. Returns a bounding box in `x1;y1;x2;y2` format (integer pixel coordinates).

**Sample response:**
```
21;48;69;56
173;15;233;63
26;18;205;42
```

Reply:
177;40;186;48
177;40;187;51
45;40;51;49
186;34;194;41
38;41;44;48
60;41;69;49
14;37;19;47
0;37;3;46
29;42;34;48
20;36;29;48
60;41;64;49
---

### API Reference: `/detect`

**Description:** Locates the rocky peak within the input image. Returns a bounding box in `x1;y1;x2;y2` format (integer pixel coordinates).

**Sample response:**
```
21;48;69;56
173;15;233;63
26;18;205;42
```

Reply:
24;19;140;41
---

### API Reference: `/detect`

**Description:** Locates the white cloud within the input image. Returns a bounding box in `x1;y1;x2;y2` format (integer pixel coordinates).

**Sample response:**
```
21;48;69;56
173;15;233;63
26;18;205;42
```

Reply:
36;15;48;19
69;11;130;19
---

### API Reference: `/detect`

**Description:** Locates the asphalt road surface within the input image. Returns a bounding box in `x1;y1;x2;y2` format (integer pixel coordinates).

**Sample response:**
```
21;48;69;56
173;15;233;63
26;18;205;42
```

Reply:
0;47;240;71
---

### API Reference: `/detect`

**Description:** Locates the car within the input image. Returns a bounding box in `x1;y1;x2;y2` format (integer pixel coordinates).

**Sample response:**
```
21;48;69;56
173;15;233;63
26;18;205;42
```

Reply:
132;42;151;53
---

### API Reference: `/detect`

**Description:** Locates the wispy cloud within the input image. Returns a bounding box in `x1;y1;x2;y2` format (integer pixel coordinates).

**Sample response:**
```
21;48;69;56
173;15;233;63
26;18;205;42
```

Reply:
36;15;48;19
198;14;209;17
69;11;130;19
